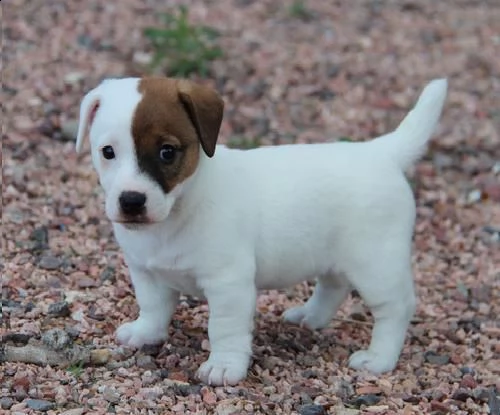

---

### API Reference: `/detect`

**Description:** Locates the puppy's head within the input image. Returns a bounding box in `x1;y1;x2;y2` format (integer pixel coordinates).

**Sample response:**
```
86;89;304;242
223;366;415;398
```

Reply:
76;77;224;226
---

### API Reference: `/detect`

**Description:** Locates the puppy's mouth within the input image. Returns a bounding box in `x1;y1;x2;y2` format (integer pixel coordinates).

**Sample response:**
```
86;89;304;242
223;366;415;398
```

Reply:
113;216;155;228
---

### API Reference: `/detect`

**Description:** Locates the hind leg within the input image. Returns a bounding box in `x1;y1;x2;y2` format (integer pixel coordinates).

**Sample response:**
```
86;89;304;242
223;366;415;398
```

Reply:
283;273;351;330
346;254;416;373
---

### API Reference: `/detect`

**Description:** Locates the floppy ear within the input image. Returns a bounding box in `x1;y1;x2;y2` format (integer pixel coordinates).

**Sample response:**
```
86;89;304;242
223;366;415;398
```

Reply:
75;88;101;153
177;80;224;158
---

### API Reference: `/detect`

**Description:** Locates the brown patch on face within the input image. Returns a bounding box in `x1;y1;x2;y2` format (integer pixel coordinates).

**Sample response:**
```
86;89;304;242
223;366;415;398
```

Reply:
132;77;224;193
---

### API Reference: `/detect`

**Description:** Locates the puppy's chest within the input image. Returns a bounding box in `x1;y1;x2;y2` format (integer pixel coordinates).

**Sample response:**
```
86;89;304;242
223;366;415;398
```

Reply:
116;231;201;296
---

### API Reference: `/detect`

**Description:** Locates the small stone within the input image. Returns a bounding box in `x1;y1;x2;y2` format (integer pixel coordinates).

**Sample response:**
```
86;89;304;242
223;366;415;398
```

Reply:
349;394;381;408
472;387;491;402
302;369;318;379
77;276;97;288
430;400;449;413
487;388;500;413
102;387;120;404
13;115;34;132
100;266;116;282
299;404;327;415
140;343;162;356
25;399;55;412
201;339;211;351
60;409;85;415
171;383;202;397
133;51;152;65
460;374;477;389
64;72;85;85
48;301;71;318
41;328;72;350
466;189;482;204
424;351;450;365
451;388;471;402
0;397;14;409
60;120;79;141
30;226;49;251
335;379;355;401
39;255;62;270
201;388;217;405
356;385;382;395
459;366;476;375
136;354;158;370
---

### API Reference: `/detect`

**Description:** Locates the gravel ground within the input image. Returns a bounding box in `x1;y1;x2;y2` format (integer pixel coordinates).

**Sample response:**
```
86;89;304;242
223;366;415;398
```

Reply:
2;1;499;414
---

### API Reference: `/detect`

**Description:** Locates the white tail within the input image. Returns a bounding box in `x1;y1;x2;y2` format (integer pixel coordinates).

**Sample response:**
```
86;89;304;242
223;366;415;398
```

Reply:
371;79;448;170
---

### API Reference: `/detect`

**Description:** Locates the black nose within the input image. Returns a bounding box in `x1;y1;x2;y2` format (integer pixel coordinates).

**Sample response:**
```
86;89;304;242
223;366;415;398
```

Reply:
119;191;147;216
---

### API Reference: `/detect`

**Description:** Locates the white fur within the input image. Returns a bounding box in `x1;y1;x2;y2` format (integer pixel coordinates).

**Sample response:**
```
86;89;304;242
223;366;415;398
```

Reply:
77;78;447;385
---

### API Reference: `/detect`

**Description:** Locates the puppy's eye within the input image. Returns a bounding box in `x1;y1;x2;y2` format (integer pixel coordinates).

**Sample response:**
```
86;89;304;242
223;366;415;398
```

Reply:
102;145;115;160
159;144;177;164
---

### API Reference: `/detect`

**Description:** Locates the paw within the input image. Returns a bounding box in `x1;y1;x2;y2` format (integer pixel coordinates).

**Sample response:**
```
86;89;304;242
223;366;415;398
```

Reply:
282;305;330;330
348;349;398;373
116;318;167;349
197;352;250;386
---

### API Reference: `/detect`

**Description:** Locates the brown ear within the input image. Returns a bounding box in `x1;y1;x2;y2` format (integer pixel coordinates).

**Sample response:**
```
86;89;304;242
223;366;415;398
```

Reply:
177;80;224;158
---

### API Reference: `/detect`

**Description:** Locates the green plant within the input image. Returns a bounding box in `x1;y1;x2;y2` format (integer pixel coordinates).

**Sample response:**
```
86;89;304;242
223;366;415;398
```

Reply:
144;6;223;77
67;361;85;378
226;136;262;150
288;0;314;21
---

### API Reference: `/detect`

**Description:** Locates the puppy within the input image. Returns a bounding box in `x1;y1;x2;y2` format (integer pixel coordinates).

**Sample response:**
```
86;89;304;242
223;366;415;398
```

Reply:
76;76;447;386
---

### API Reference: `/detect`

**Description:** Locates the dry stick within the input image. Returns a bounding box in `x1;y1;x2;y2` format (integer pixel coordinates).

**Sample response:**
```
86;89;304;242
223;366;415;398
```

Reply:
1;342;110;367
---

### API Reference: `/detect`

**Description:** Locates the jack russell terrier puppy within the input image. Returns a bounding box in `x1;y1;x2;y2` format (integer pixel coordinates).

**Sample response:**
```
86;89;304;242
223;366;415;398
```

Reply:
76;77;447;386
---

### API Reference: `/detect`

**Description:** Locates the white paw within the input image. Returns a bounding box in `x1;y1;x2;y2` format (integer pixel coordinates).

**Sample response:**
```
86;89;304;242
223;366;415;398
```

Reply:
282;305;330;330
115;318;168;348
197;352;250;386
348;349;398;373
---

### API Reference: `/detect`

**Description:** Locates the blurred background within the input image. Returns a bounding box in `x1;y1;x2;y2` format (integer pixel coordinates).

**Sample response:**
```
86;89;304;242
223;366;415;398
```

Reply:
2;1;499;414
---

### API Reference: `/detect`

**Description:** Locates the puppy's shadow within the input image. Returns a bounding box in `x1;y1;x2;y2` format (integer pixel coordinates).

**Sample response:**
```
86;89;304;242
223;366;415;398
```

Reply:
251;313;355;371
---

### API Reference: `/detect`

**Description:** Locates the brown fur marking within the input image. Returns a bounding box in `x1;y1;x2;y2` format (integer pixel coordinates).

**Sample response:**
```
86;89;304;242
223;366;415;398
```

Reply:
132;77;223;193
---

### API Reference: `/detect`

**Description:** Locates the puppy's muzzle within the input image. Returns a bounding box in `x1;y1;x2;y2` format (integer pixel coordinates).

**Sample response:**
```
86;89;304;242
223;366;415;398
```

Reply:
119;191;147;217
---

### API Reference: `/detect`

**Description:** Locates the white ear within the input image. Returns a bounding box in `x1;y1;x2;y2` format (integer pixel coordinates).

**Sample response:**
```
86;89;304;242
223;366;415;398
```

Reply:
75;88;101;153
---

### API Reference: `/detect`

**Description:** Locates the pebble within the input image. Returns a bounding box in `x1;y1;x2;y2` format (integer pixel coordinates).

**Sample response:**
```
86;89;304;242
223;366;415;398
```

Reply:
64;71;85;85
487;388;500;414
38;255;62;270
48;301;71;317
41;328;72;350
60;409;85;415
424;351;450;365
60;119;79;141
0;397;14;410
30;226;49;250
459;366;476;375
102;386;121;404
430;400;449;413
100;266;116;282
349;394;381;408
299;404;327;415
472;387;492;402
77;276;98;288
451;388;471;402
136;354;158;370
460;374;477;389
133;51;152;65
13;115;34;132
25;399;55;412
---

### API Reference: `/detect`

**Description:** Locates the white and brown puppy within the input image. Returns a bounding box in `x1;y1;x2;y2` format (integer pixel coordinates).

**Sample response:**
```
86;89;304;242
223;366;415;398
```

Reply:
76;77;447;386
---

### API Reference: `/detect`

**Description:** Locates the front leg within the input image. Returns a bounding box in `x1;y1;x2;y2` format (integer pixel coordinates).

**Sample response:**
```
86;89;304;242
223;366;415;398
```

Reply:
197;267;257;386
116;265;179;348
